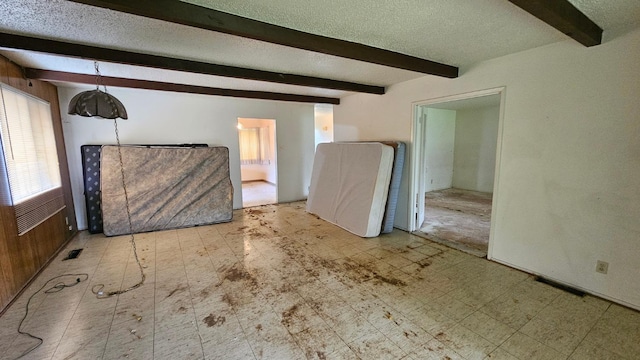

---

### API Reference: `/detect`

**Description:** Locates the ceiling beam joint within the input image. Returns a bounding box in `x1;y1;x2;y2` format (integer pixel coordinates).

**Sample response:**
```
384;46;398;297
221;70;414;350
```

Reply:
508;0;603;46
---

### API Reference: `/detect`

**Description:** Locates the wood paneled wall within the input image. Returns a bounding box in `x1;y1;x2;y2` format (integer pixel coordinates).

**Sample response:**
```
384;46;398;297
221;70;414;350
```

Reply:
0;56;77;312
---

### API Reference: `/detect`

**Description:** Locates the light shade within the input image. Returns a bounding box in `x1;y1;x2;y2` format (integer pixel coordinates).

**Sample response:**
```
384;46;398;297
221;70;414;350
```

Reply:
68;89;128;119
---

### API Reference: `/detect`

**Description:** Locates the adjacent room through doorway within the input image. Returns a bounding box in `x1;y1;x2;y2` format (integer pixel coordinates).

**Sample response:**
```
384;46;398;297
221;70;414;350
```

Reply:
422;188;493;257
411;92;502;257
237;118;277;208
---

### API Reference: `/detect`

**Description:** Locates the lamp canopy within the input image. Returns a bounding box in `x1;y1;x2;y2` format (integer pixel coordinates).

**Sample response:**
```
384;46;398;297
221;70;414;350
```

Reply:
67;61;128;120
68;89;128;119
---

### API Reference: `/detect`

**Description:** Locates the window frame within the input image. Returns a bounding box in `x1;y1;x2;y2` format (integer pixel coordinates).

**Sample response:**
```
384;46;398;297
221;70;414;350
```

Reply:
0;83;65;235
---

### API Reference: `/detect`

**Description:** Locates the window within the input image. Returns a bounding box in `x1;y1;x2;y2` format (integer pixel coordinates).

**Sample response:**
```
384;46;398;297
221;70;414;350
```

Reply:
0;84;64;235
238;127;270;165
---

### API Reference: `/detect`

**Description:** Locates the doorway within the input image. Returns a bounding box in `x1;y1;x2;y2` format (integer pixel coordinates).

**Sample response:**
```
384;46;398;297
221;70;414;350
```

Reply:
314;104;334;148
409;88;505;258
237;118;277;208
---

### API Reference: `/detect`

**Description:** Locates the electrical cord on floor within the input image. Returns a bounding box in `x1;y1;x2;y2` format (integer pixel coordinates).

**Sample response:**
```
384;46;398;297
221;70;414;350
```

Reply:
12;273;89;360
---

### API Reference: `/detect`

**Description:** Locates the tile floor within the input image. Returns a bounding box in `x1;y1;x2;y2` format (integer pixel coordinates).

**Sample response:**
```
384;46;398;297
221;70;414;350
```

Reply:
0;202;638;360
242;181;277;208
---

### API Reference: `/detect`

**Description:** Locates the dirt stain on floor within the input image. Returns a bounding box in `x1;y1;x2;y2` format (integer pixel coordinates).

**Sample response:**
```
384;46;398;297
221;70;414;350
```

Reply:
306;299;323;314
272;238;414;290
372;273;406;287
403;330;417;338
203;313;226;327
224;267;252;282
330;258;407;288
417;259;432;268
227;226;250;236
165;284;188;299
247;209;266;216
247;228;264;239
221;293;236;307
199;286;212;300
218;263;259;292
281;304;300;327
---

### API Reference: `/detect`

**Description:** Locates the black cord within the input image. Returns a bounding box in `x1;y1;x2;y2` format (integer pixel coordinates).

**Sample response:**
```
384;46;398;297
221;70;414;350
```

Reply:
12;273;89;360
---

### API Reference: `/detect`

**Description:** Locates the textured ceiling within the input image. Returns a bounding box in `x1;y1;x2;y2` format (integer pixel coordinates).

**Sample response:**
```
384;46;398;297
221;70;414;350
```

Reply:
569;0;640;33
186;0;567;66
0;0;639;99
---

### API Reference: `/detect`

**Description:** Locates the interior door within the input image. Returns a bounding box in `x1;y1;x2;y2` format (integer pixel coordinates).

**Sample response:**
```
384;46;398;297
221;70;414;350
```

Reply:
415;109;427;230
409;106;428;231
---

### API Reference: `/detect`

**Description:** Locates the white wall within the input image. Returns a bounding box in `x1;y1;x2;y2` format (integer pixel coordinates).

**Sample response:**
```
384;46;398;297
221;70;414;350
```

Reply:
452;106;499;192
59;87;315;230
238;118;277;183
425;108;456;192
334;28;640;310
241;164;273;182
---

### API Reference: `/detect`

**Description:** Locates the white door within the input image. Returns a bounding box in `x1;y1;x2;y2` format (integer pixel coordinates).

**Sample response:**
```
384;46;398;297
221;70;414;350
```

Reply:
409;105;428;231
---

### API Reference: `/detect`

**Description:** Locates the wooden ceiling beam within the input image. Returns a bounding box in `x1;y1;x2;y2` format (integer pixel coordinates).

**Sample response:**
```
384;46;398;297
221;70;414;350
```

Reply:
25;68;340;104
508;0;603;46
0;33;383;94
66;0;459;78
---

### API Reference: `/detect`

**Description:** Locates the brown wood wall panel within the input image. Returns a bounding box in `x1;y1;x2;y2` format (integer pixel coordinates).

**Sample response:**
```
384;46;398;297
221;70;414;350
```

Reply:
0;56;77;312
48;84;78;235
0;58;19;303
0;58;9;84
6;61;27;93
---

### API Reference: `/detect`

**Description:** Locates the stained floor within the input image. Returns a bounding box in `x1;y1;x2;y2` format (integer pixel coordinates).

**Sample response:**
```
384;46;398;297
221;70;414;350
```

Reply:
0;202;638;359
417;188;493;257
242;181;277;208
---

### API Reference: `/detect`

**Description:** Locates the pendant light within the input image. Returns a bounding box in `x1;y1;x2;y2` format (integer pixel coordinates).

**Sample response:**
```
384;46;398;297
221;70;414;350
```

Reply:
68;61;127;119
68;61;143;298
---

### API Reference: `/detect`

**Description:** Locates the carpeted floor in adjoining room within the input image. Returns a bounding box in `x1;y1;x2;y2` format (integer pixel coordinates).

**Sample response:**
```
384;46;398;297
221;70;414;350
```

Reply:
417;188;493;257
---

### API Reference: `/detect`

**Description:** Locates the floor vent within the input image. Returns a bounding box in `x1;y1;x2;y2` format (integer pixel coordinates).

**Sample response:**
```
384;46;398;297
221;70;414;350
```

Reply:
63;248;83;261
535;276;585;297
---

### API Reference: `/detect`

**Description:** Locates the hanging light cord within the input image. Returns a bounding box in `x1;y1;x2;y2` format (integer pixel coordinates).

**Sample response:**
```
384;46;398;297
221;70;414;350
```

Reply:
94;61;103;92
93;61;110;94
92;118;145;298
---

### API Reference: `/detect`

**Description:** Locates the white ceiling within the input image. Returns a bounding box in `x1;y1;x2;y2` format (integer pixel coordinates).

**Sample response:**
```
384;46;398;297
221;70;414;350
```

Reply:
0;0;639;100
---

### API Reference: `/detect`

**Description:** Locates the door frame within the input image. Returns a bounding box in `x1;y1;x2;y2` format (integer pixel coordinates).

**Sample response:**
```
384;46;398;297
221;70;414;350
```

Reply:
408;87;506;259
237;117;278;207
